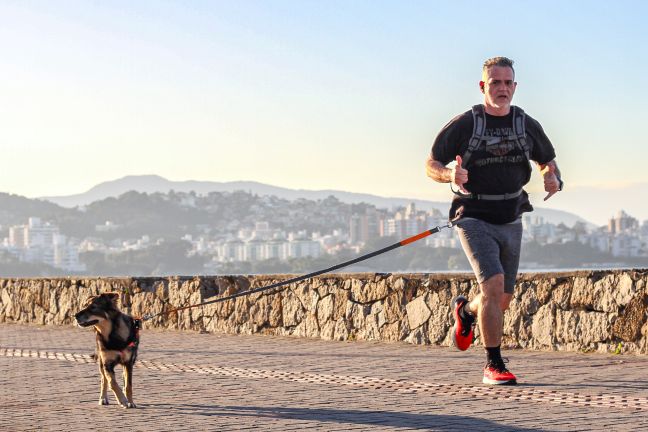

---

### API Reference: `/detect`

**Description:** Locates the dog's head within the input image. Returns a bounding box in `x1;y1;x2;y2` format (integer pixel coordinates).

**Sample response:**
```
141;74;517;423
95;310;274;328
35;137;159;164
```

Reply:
75;292;120;328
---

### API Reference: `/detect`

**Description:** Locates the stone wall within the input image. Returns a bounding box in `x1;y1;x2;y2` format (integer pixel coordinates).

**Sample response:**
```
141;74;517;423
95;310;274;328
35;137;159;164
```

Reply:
1;270;647;354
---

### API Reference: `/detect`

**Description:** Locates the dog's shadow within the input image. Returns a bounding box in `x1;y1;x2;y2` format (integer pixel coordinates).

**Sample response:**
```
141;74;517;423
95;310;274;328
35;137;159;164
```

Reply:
146;403;538;431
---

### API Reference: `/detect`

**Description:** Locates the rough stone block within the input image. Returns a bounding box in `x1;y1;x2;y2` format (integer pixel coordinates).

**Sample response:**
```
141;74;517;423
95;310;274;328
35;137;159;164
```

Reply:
612;293;648;342
531;304;554;348
351;279;389;303
281;293;303;327
405;295;431;330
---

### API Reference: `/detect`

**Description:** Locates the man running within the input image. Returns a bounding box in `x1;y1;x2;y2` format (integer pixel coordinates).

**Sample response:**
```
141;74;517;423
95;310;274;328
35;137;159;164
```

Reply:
426;57;562;385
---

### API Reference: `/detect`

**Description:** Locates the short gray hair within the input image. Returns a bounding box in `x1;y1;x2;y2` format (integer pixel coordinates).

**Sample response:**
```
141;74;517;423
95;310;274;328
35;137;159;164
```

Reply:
483;57;515;74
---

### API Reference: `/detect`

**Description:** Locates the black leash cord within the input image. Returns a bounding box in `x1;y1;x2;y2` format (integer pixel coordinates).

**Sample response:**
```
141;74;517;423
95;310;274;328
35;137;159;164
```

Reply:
141;220;458;322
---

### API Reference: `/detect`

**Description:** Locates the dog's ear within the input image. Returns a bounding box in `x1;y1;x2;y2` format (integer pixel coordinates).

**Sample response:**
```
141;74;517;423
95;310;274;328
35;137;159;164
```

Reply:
100;292;120;305
82;295;98;307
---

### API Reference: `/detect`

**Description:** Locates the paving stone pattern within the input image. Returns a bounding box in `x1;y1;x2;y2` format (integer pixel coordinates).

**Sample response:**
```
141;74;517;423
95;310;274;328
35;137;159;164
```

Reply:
2;323;648;431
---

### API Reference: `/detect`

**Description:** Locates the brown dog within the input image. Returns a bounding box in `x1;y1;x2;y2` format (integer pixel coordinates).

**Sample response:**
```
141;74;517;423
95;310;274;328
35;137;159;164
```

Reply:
75;292;140;408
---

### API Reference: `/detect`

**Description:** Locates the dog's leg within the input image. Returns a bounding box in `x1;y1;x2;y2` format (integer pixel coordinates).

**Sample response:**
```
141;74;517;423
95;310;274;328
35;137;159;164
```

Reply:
103;361;129;408
98;357;109;405
123;363;136;408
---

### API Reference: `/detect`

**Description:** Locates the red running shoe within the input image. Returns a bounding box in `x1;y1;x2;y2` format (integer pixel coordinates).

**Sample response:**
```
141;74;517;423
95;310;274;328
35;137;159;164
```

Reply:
451;295;475;351
483;359;517;385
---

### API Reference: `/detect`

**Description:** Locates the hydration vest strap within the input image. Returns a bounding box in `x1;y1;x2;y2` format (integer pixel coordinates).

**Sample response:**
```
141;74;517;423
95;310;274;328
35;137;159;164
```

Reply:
512;106;530;161
461;104;486;169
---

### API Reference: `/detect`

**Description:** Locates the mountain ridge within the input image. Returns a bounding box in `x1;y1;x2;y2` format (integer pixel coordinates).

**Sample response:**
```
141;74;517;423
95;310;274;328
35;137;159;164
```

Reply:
40;175;595;227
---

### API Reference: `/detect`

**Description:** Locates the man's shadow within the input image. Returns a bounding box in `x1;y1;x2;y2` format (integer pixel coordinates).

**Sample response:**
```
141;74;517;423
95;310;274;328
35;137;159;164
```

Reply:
149;403;541;431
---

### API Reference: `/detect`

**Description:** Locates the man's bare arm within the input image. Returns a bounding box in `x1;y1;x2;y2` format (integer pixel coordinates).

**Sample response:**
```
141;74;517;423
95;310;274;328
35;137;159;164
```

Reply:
426;155;469;192
426;155;452;183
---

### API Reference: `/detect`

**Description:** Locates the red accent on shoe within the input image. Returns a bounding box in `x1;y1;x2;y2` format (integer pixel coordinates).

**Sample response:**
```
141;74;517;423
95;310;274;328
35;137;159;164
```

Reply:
451;296;474;351
483;363;518;385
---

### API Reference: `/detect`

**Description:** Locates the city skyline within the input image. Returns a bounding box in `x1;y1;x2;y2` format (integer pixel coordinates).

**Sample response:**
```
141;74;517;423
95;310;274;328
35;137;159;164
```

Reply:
2;1;647;224
3;199;645;276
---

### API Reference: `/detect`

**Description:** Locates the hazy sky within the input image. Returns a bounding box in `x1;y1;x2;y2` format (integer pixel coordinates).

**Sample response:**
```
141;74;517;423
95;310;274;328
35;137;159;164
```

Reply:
1;1;647;222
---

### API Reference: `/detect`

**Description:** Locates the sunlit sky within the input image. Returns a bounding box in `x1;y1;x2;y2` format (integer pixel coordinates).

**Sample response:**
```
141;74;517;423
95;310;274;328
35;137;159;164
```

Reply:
1;1;647;223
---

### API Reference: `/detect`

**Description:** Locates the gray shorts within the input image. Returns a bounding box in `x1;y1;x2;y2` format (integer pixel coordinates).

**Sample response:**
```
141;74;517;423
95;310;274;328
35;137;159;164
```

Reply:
455;217;523;294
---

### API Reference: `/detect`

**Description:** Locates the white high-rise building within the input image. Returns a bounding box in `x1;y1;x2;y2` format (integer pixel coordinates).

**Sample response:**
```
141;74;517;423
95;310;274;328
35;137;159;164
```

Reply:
284;239;321;259
8;225;27;248
25;217;58;248
6;218;84;271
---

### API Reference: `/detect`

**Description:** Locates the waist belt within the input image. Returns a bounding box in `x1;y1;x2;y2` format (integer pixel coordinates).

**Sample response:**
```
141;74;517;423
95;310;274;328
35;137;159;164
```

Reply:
454;188;524;201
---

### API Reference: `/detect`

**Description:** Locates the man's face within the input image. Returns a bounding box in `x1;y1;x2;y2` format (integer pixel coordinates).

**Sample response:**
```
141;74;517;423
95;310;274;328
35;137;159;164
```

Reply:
481;65;516;110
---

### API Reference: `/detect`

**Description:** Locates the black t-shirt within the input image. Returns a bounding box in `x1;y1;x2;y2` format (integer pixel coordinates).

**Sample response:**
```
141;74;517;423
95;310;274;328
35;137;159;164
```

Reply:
431;106;556;224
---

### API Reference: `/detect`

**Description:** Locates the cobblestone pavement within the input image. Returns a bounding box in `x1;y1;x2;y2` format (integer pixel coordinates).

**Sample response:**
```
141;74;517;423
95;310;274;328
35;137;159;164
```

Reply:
1;323;647;431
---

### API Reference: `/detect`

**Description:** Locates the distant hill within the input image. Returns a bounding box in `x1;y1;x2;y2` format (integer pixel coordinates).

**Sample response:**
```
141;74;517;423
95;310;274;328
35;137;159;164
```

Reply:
41;175;446;210
40;175;594;227
0;193;75;226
